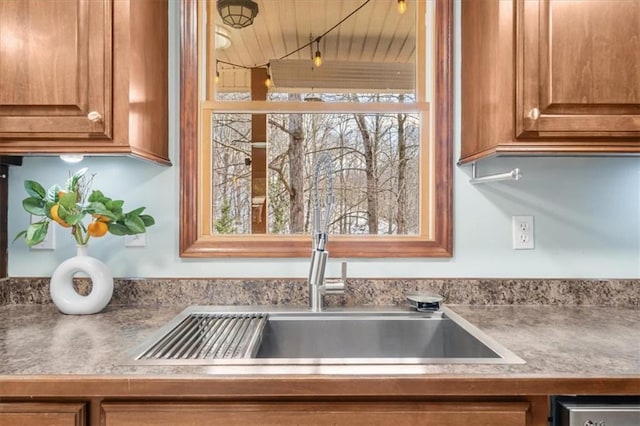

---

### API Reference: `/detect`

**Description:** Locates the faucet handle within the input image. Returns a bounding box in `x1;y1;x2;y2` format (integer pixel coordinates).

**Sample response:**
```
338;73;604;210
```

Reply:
340;261;347;282
324;261;347;294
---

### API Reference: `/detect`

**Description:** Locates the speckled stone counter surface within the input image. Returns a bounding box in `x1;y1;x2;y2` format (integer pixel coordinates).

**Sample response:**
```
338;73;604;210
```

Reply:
2;277;638;307
0;304;638;377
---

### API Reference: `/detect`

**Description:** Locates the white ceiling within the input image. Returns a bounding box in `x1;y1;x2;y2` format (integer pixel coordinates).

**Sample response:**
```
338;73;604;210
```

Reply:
210;0;417;93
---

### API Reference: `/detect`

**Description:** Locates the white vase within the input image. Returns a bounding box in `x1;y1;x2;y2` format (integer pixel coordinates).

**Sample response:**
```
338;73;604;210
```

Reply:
50;245;114;315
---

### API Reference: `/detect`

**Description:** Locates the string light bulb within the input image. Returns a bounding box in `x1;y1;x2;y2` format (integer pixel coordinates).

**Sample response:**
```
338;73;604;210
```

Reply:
397;0;407;14
265;64;272;88
313;38;322;67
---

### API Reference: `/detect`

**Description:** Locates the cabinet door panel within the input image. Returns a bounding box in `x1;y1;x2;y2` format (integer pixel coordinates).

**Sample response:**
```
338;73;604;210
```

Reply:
518;0;640;137
0;402;86;426
102;402;529;426
0;0;111;138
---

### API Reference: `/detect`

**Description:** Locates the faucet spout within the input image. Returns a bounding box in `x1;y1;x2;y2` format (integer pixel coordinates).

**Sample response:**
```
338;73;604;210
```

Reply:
307;154;345;312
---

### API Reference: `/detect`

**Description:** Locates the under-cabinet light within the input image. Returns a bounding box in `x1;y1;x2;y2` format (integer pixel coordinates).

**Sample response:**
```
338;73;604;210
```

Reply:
59;154;84;164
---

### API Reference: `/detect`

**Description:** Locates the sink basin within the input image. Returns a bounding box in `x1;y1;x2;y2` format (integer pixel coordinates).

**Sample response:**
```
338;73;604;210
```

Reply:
257;312;499;359
130;306;524;365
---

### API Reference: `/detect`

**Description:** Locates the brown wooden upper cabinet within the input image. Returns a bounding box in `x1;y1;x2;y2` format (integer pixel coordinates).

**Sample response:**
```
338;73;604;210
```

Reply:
0;0;170;165
460;0;640;164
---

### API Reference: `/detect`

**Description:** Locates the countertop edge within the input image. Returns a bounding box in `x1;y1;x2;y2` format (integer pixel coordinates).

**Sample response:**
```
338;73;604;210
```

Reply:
1;375;639;398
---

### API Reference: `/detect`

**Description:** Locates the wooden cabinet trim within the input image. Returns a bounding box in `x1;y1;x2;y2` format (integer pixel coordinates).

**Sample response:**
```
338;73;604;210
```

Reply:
0;402;86;426
1;376;638;399
0;164;7;278
102;401;531;426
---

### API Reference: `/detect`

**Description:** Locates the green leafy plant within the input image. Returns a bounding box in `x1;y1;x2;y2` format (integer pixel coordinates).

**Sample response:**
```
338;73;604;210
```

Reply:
15;168;155;247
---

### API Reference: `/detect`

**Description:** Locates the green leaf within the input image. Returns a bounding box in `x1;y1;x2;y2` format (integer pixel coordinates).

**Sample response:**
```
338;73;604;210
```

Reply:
46;184;63;202
88;190;101;201
23;197;47;216
140;214;155;227
124;214;146;234
58;191;78;209
67;167;88;189
53;203;82;226
24;180;46;199
107;222;129;236
88;190;108;203
86;201;107;214
107;199;124;211
74;167;89;177
12;230;27;243
25;221;49;246
63;212;86;226
128;206;146;216
87;202;119;221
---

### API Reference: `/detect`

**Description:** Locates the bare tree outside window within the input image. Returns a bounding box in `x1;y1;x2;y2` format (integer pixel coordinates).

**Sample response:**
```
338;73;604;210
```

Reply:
210;94;420;236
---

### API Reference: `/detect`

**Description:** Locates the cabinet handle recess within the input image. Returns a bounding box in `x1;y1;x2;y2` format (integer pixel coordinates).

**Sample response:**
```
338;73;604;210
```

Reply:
87;111;102;122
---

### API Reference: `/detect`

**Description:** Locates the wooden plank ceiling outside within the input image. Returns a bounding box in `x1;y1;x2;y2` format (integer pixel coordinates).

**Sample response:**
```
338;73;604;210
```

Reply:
212;0;417;93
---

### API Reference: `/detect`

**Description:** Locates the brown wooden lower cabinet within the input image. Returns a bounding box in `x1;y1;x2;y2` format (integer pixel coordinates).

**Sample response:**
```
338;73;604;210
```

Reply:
101;401;531;426
0;402;86;426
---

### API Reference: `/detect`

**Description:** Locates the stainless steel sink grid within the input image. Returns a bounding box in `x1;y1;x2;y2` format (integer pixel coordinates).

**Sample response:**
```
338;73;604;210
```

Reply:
137;312;267;360
130;307;525;366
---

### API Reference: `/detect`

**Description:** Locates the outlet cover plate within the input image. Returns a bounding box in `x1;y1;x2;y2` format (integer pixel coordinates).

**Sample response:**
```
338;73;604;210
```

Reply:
512;215;534;250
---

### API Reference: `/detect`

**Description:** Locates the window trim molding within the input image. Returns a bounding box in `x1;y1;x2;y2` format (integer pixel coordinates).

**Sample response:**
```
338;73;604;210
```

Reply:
179;0;453;258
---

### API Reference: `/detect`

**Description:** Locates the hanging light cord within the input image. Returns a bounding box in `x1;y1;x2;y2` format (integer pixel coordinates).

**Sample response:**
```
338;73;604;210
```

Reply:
218;0;372;70
278;0;372;62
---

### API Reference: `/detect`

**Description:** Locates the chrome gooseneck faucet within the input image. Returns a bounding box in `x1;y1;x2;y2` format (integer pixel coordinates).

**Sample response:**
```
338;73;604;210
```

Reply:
308;153;346;312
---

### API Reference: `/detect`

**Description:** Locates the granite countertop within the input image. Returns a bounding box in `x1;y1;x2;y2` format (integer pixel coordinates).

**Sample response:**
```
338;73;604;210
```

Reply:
0;304;638;378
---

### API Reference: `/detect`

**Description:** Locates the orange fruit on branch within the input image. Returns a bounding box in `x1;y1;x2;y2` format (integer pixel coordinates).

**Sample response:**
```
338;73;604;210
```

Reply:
87;220;108;238
50;204;71;228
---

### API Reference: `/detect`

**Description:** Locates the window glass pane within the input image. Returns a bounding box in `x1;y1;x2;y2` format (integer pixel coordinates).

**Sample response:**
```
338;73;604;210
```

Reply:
209;111;421;235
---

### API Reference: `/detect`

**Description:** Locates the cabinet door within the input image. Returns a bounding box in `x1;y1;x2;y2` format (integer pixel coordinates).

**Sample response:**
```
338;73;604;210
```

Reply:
0;0;111;139
517;0;640;138
0;402;86;426
102;401;530;426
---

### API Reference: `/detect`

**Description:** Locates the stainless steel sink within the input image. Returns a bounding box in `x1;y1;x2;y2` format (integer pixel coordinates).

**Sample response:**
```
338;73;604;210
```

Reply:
130;306;525;365
256;312;499;359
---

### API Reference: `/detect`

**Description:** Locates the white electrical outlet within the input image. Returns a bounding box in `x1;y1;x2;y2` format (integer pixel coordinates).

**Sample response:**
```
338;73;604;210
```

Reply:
125;233;146;247
512;215;534;250
30;217;55;250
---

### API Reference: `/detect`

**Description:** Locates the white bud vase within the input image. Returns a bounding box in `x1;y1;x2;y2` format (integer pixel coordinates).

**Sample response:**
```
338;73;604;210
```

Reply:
50;245;114;315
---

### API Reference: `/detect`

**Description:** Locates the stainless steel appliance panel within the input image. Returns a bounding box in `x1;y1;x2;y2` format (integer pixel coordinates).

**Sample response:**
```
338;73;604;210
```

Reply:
553;396;640;426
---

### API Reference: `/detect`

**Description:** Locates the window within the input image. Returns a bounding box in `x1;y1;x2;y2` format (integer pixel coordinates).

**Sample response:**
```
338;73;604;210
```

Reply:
180;0;452;257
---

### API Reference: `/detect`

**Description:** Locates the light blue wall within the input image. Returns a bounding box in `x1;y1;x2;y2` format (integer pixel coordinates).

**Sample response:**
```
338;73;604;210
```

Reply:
6;1;640;279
